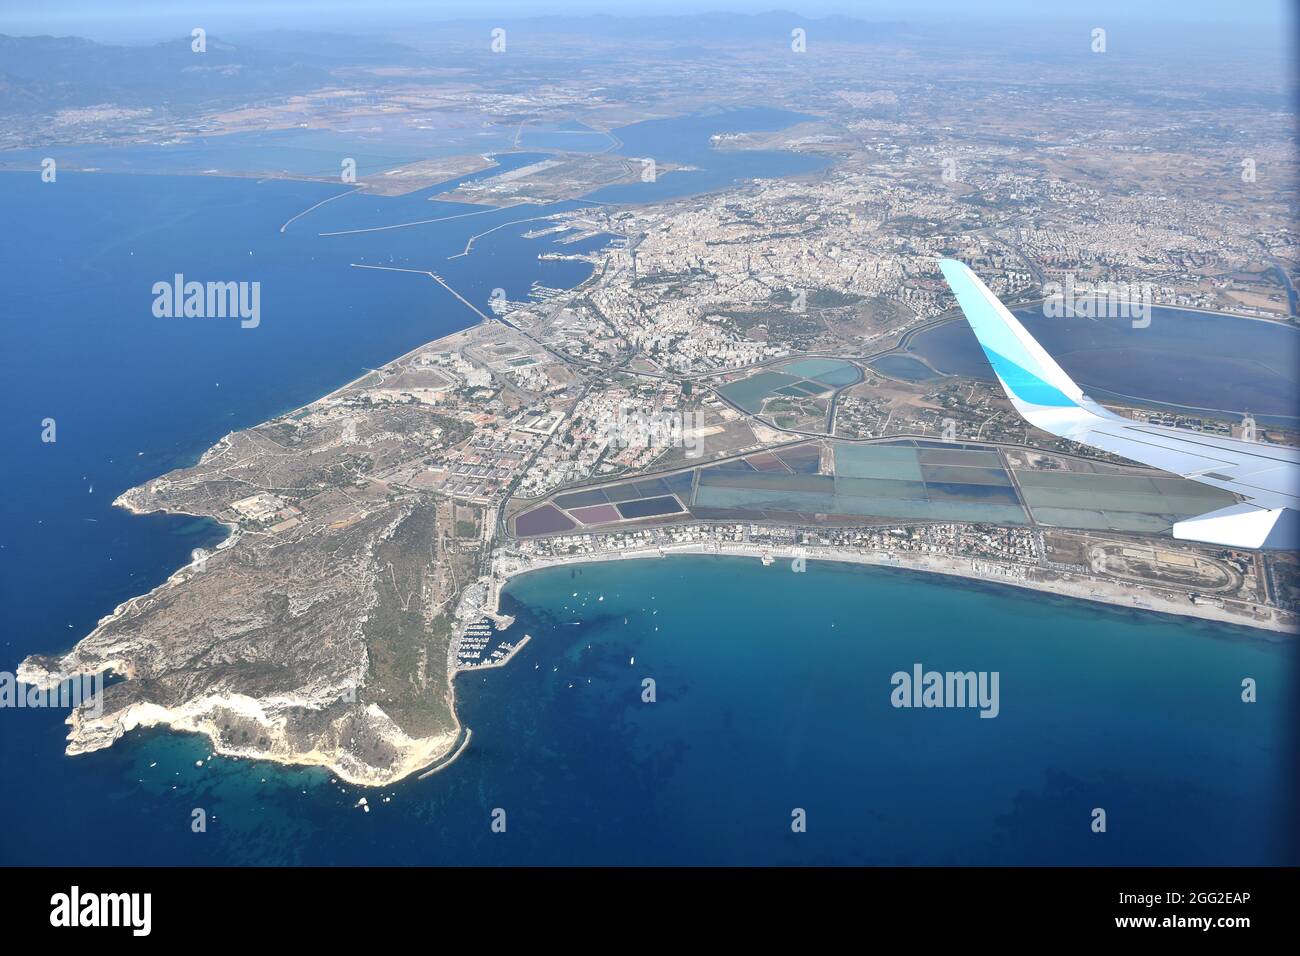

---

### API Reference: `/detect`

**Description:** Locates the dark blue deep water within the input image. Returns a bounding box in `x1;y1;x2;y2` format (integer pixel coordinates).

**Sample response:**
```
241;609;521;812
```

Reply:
1;110;1296;865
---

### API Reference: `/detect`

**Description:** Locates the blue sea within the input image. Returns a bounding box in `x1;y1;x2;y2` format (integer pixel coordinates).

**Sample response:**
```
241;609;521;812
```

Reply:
0;109;1296;865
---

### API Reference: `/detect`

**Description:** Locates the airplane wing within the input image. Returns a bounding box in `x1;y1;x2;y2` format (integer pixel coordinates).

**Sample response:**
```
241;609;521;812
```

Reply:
938;258;1299;549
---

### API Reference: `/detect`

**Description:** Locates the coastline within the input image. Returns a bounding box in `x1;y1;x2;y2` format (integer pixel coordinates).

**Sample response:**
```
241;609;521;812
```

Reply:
490;543;1297;637
20;458;470;790
13;190;1293;792
60;695;462;789
416;726;473;780
22;325;1293;790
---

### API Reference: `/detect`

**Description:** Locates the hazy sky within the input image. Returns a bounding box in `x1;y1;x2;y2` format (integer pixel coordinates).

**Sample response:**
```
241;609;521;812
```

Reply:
0;0;1293;42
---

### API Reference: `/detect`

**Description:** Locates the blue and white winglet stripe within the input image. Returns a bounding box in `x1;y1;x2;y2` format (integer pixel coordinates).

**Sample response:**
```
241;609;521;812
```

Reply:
939;259;1085;408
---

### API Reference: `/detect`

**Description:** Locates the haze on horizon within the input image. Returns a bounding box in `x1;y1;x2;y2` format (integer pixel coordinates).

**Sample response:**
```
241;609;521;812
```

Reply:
0;0;1292;43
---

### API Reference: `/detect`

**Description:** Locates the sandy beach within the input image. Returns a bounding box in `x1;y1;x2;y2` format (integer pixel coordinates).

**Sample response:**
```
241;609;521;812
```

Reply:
491;542;1297;637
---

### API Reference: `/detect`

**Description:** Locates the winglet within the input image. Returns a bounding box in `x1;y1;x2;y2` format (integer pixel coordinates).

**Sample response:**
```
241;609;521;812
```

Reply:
938;259;1086;410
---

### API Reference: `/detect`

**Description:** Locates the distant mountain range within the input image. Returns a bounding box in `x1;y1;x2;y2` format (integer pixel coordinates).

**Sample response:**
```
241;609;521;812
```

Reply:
0;13;924;118
0;30;418;115
413;11;912;43
3;10;1275;121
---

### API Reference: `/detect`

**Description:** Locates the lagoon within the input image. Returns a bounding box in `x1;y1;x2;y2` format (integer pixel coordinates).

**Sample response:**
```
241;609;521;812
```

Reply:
909;307;1300;426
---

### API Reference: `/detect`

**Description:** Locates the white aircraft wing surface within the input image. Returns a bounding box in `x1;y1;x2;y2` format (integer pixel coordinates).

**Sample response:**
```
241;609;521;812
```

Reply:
939;258;1299;548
